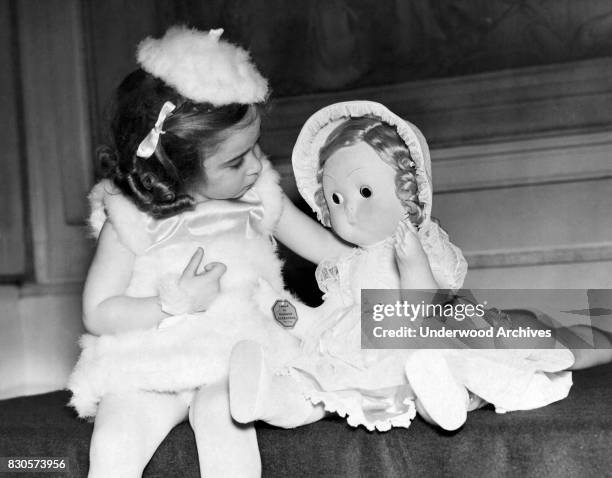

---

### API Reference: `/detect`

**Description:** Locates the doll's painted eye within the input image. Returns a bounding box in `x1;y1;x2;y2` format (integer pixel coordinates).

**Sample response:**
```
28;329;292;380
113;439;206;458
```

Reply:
360;186;372;198
331;192;343;204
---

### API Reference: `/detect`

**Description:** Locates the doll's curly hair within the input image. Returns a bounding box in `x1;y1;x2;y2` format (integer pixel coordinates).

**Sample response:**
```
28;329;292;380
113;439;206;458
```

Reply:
314;116;424;227
97;69;259;219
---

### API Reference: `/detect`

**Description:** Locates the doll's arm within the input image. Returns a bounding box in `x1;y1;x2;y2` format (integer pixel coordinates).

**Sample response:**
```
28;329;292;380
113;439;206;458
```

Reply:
394;221;444;324
274;194;351;264
395;221;438;290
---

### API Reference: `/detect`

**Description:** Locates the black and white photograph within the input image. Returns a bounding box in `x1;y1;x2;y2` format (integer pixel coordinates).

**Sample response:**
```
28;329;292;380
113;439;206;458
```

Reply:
1;1;612;477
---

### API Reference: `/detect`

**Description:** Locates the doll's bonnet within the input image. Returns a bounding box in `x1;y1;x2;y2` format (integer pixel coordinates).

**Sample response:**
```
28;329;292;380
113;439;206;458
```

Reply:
292;101;467;290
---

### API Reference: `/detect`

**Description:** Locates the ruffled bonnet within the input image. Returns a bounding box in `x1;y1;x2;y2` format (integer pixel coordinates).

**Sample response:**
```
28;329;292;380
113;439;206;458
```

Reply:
291;101;467;290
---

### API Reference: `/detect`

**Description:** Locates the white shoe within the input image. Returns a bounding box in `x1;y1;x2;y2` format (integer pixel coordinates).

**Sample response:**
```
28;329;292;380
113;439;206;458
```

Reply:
405;350;469;431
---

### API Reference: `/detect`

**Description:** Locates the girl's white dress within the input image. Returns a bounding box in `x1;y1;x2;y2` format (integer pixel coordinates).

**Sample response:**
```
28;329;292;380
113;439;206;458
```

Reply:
68;159;299;418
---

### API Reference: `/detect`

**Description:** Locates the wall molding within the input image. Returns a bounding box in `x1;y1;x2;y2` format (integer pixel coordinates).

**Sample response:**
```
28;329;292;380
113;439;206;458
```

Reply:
262;57;612;273
275;129;612;197
432;130;612;193
466;242;612;269
19;281;83;298
262;57;612;156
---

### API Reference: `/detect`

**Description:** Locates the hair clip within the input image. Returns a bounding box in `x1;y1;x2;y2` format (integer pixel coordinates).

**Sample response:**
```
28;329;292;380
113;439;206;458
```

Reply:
136;101;176;158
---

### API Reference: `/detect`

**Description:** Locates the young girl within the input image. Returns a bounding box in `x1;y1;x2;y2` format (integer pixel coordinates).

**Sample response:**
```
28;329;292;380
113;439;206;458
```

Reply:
68;27;351;478
229;101;576;435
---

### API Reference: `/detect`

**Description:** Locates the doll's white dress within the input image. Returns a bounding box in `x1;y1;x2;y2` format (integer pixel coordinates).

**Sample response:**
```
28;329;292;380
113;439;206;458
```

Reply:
287;238;419;431
68;159;300;418
284;239;573;432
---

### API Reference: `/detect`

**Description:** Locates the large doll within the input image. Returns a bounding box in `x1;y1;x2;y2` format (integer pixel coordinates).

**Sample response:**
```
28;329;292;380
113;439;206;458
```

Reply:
229;101;575;433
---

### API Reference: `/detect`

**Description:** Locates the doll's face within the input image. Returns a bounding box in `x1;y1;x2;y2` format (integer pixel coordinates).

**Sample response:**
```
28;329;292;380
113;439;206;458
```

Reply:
322;142;405;247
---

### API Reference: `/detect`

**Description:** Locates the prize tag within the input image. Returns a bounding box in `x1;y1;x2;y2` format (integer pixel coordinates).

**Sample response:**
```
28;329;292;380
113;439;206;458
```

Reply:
272;299;298;328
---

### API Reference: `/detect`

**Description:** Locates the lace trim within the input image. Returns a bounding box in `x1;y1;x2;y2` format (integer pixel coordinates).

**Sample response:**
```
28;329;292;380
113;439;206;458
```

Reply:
305;388;416;432
419;221;468;290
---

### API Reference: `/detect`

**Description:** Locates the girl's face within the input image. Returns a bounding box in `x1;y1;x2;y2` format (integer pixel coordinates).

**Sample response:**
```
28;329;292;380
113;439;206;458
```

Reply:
322;142;406;247
193;114;263;200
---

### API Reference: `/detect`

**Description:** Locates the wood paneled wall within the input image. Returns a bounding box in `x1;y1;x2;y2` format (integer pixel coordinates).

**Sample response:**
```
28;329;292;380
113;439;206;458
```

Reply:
0;0;27;277
16;0;94;283
261;59;612;287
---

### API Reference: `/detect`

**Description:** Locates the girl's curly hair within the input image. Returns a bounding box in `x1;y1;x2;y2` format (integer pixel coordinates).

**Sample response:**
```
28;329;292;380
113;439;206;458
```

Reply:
98;69;258;219
315;116;424;227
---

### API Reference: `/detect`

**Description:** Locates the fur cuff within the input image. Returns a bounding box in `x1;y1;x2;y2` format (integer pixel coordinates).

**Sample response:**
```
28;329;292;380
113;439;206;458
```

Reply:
157;274;196;316
251;158;284;233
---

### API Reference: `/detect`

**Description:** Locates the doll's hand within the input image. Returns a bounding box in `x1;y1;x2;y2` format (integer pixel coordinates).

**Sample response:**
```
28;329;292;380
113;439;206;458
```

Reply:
394;219;428;268
178;247;227;312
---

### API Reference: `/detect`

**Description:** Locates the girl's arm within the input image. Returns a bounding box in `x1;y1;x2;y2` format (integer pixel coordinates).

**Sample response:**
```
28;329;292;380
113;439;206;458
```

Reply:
274;194;352;264
83;221;167;335
83;221;226;335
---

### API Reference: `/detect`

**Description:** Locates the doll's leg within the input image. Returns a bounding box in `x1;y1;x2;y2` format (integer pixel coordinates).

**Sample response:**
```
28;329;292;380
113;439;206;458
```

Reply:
229;340;325;428
563;325;612;369
405;350;469;431
189;380;261;478
88;391;187;478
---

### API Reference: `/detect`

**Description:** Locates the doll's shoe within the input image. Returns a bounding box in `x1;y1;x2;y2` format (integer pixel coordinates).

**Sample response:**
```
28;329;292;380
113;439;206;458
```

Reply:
467;392;488;411
405;350;469;431
229;340;271;424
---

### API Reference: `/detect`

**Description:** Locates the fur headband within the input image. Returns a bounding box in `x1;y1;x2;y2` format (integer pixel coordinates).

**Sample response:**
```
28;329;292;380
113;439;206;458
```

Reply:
137;26;269;106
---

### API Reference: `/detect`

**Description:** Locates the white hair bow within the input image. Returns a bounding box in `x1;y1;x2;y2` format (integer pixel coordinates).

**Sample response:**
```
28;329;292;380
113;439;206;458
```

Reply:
136;101;176;158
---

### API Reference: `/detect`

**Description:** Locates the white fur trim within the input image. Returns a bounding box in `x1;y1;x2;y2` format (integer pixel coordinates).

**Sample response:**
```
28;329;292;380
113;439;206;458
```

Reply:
87;182;110;239
69;289;299;418
68;231;294;417
137;26;268;106
88;180;152;254
250;157;284;232
157;273;196;316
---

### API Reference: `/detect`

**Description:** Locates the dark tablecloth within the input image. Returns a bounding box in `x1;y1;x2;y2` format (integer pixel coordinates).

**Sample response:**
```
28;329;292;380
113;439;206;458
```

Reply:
1;364;611;477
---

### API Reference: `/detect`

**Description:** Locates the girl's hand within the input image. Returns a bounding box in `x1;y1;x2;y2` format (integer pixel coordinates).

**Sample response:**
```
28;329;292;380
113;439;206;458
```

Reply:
179;247;227;312
394;219;428;268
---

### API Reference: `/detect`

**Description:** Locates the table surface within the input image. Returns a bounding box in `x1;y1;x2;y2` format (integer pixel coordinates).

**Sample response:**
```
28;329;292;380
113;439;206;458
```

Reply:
1;364;611;478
